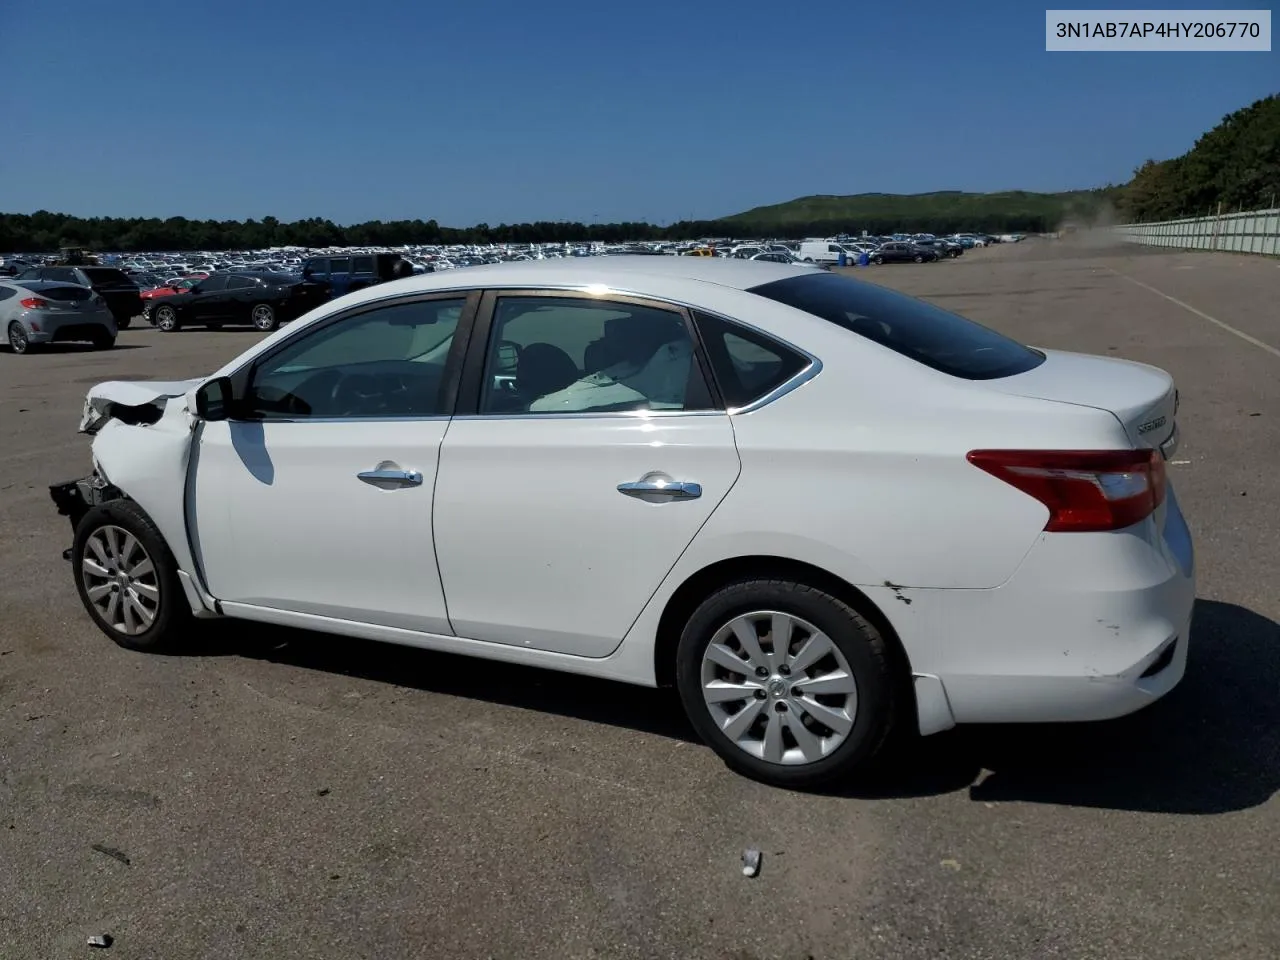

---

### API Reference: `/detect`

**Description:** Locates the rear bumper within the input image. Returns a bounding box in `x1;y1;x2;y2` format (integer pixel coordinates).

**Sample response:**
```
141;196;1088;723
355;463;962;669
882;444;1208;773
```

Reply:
24;314;116;343
884;485;1196;726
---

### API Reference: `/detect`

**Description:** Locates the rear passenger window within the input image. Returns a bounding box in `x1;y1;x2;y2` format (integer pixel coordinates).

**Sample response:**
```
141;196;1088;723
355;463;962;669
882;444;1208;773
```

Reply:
329;257;350;273
352;256;374;273
693;311;810;409
480;296;714;415
226;275;255;290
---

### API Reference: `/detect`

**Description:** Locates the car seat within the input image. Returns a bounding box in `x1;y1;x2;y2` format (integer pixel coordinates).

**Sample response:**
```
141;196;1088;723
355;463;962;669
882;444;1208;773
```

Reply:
518;342;580;399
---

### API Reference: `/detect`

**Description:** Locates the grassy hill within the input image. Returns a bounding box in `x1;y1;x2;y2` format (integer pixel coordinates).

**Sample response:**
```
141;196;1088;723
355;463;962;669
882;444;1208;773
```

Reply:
721;189;1117;235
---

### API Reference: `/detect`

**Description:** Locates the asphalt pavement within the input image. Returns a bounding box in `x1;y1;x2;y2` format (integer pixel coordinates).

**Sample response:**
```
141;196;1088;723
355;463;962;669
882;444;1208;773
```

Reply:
1;238;1277;959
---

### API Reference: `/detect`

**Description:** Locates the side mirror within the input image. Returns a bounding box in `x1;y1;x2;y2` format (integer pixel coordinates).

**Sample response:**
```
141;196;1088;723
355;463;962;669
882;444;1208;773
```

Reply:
192;376;233;422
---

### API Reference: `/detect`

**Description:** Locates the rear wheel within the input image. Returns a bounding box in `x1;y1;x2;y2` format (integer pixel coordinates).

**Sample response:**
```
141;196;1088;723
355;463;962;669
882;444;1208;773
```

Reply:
7;322;31;354
73;500;191;651
251;303;278;331
90;329;116;350
675;578;898;788
153;305;179;332
913;254;924;263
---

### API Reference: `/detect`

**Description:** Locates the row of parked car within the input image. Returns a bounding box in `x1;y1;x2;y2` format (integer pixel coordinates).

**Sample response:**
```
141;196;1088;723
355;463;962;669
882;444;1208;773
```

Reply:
1;253;424;353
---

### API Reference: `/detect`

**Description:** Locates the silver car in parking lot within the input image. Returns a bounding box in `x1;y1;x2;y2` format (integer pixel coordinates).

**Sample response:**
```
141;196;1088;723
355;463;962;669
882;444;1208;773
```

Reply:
1;280;118;354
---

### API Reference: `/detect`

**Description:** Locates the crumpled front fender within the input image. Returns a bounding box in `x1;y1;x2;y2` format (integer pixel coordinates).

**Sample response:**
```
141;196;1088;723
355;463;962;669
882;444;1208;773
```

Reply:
89;399;208;603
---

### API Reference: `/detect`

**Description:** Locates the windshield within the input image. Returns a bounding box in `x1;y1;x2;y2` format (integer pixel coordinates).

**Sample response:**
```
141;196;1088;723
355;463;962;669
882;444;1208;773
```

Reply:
748;271;1045;380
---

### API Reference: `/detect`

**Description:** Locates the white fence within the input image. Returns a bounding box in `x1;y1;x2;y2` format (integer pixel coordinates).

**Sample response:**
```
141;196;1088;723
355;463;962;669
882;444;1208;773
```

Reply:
1113;208;1280;255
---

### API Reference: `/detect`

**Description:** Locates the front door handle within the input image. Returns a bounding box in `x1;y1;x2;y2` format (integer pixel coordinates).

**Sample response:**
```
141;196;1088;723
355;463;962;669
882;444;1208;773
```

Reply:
358;467;423;487
617;475;702;501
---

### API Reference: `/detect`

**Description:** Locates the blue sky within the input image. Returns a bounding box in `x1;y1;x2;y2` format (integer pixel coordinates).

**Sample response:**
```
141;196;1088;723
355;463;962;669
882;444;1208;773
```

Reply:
1;1;1274;225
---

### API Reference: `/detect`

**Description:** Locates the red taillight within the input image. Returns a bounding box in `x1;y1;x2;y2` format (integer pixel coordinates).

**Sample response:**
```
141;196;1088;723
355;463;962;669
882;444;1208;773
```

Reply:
20;297;49;309
967;449;1166;532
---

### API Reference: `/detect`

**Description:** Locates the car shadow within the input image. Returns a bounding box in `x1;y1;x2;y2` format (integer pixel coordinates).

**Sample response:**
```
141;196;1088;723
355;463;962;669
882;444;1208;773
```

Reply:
186;598;1276;812
836;598;1279;814
192;621;701;745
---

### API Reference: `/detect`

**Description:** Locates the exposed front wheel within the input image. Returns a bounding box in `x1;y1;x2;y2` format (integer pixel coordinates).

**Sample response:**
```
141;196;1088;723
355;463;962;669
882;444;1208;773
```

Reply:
251;304;278;331
675;578;899;788
116;316;132;329
72;500;191;651
153;305;179;332
913;254;924;263
7;322;31;354
90;330;116;350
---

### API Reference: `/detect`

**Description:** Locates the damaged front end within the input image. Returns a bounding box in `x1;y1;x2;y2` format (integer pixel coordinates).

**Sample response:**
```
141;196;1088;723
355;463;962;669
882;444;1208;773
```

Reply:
78;378;203;436
49;470;122;547
50;378;203;545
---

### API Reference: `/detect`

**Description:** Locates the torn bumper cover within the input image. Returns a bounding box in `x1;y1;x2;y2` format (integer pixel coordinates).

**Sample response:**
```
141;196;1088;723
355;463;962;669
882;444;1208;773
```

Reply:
50;471;119;540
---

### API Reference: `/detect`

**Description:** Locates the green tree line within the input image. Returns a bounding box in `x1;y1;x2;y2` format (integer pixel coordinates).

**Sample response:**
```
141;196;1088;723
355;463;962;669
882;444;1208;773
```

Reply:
1117;94;1279;222
2;94;1274;252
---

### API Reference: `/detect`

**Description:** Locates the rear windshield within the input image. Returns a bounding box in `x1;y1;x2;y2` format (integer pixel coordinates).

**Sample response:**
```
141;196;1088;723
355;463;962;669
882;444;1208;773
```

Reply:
79;268;132;284
748;272;1044;380
36;285;93;302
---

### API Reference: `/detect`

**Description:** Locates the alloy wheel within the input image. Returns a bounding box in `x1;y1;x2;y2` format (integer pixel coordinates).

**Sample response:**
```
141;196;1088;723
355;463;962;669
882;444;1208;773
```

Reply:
80;524;160;636
8;323;28;353
155;307;176;331
700;610;858;765
252;305;274;330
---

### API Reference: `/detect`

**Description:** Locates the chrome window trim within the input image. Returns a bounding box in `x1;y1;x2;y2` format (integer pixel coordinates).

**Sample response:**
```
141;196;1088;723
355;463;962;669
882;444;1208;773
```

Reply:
229;414;454;425
224;281;822;424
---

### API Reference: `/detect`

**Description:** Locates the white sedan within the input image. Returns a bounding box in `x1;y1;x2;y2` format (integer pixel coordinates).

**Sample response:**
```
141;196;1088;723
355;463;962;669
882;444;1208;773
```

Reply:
50;257;1194;788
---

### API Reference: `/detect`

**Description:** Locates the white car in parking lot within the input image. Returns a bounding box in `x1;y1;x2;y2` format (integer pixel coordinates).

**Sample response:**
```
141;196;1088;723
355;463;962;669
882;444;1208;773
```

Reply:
50;257;1194;787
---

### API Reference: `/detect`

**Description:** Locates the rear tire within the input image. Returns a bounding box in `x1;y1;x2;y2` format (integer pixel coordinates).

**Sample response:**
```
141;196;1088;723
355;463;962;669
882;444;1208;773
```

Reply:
675;578;899;788
72;500;191;652
153;305;179;332
7;321;31;354
251;303;278;331
90;329;116;350
913;254;924;263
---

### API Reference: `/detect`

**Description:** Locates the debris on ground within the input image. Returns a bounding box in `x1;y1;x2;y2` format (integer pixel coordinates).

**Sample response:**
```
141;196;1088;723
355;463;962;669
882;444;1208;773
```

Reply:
940;859;962;872
91;844;130;866
87;934;113;948
742;848;762;878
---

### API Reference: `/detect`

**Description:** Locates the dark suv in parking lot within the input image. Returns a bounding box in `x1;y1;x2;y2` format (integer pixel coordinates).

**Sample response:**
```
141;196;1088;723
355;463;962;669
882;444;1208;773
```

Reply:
15;266;142;327
300;253;413;300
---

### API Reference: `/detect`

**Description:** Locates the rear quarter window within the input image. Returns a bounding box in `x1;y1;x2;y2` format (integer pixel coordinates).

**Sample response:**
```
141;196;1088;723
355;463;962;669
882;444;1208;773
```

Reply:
693;311;810;408
748;272;1044;380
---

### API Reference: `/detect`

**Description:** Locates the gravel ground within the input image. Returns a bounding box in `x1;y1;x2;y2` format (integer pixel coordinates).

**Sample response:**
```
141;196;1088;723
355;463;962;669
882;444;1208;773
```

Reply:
1;238;1277;959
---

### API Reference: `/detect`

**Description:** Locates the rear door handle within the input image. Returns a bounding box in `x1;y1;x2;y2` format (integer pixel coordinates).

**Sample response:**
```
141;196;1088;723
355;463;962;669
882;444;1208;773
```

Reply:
617;476;702;501
358;468;423;487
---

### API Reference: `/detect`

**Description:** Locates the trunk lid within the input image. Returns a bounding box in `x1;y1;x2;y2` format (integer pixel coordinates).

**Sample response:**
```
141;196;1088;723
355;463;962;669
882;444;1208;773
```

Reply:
983;349;1179;457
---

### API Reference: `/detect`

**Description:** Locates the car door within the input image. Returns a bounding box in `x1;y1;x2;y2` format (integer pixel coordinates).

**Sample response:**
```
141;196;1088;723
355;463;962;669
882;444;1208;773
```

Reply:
190;292;477;633
187;274;229;322
432;290;742;657
223;274;258;321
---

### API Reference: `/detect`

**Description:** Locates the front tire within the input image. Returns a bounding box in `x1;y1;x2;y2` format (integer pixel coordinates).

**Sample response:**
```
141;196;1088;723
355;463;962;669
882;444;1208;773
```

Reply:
90;329;116;350
116;315;132;329
72;500;190;652
251;303;278;331
913;254;924;263
7;321;31;354
153;305;179;332
675;578;899;788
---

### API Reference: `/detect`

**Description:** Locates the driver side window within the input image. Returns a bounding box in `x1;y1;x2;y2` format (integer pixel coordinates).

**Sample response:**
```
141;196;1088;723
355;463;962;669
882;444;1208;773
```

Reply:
241;297;465;420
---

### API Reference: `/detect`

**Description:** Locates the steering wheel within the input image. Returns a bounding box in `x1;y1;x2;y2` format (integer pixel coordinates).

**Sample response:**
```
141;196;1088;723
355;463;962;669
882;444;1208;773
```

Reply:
329;371;411;417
